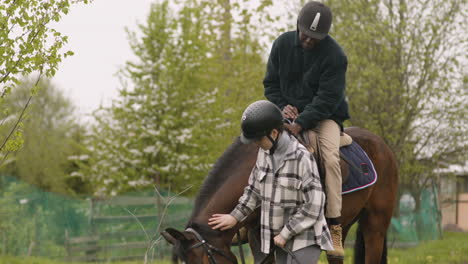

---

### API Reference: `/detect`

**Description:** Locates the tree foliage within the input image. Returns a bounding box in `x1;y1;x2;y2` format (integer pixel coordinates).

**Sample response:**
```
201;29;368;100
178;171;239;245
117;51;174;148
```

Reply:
74;0;279;195
0;0;90;159
71;0;465;198
327;0;466;192
0;78;85;195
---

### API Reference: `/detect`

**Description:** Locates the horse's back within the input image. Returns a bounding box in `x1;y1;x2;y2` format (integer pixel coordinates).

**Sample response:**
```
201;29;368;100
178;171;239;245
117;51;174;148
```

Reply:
344;128;398;264
345;127;389;152
344;127;398;217
346;127;396;169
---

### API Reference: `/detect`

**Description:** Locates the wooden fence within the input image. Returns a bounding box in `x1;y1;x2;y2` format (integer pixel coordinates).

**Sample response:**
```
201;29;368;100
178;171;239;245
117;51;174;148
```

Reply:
64;195;192;262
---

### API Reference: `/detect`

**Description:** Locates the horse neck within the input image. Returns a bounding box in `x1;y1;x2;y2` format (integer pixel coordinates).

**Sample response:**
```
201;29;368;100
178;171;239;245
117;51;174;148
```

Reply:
189;140;258;242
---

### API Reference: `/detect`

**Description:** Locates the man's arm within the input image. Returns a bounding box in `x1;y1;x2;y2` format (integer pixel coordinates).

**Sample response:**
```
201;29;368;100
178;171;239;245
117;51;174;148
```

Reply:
264;40;288;109
295;55;347;130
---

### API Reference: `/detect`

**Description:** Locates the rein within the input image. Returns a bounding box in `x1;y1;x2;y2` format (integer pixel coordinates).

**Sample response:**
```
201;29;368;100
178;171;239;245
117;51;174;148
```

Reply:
236;230;246;264
185;227;241;264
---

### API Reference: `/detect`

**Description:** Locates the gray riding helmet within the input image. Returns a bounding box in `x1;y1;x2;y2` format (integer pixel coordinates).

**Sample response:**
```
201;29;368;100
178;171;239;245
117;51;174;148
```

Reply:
240;100;283;144
297;1;332;40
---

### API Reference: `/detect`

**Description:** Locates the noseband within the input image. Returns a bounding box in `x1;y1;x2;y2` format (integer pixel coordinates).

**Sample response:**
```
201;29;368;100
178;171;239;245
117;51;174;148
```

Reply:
185;228;237;264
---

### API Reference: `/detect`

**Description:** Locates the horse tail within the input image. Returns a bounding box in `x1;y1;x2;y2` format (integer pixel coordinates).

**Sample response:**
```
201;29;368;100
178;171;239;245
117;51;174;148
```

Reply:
353;223;388;264
353;224;365;264
380;236;388;264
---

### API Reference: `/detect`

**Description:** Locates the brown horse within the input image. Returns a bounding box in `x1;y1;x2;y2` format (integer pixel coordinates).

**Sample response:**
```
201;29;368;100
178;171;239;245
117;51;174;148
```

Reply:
162;127;398;264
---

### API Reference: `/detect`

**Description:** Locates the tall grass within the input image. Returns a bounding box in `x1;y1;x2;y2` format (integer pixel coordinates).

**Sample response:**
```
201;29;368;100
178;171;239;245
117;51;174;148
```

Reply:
1;232;467;264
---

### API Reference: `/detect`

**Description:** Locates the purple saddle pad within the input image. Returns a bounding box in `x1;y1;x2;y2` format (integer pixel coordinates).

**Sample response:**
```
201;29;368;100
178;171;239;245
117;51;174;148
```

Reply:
340;141;377;194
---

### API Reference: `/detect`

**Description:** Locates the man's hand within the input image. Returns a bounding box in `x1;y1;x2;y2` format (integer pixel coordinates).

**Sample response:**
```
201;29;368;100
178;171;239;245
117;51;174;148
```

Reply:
273;234;287;248
282;105;299;120
284;122;303;136
208;214;238;231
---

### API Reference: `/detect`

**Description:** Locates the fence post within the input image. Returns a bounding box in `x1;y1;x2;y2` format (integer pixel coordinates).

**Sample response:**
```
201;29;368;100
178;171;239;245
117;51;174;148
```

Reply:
86;198;98;261
64;229;70;261
155;174;163;259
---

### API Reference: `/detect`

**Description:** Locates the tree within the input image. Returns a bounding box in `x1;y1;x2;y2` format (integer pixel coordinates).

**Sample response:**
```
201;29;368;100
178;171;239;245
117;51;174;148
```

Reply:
0;0;90;160
0;78;85;195
75;0;278;195
326;0;466;202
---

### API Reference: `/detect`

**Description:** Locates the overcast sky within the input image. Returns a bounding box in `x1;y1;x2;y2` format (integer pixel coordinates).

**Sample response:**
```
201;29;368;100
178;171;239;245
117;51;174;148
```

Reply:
50;0;296;120
52;0;154;118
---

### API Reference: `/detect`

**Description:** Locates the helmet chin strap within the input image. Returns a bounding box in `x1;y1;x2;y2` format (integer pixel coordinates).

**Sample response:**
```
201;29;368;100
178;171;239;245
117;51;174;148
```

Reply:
267;134;279;155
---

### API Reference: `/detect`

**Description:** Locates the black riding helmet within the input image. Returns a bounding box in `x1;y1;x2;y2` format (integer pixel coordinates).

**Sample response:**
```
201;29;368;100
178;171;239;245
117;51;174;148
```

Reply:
297;1;332;40
240;100;283;145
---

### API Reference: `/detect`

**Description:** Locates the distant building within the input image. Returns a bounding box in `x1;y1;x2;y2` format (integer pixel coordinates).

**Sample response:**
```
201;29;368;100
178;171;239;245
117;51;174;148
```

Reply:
438;163;468;231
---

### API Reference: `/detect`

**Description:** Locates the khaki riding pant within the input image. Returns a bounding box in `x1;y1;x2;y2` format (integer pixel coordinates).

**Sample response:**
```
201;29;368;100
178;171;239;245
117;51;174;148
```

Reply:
305;120;341;218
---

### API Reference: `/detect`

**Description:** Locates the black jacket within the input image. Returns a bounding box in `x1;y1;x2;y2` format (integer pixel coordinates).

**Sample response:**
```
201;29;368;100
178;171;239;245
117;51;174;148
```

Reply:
264;31;350;130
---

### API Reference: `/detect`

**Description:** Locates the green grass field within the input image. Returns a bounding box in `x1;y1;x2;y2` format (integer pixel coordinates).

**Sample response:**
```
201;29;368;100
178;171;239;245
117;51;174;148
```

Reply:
1;232;467;264
385;232;468;264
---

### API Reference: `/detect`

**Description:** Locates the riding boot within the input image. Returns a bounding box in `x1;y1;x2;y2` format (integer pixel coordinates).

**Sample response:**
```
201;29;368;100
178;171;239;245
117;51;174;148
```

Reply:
327;224;344;259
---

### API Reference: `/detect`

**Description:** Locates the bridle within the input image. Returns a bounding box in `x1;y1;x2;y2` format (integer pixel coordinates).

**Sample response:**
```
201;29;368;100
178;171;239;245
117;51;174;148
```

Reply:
183;228;301;264
184;227;238;264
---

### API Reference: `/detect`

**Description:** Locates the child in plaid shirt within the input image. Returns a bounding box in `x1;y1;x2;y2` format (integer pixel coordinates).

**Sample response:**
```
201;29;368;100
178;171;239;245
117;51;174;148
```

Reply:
208;100;332;263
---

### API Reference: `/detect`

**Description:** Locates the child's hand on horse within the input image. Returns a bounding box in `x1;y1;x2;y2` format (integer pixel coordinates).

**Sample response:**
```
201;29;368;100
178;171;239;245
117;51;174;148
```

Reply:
208;214;238;230
273;234;287;248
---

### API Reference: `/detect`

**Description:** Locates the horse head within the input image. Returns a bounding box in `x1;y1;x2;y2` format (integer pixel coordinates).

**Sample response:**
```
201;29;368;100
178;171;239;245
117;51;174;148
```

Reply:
161;223;238;264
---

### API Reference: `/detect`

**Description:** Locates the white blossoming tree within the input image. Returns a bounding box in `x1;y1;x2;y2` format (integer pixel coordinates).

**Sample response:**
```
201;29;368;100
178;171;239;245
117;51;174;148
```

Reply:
73;0;275;195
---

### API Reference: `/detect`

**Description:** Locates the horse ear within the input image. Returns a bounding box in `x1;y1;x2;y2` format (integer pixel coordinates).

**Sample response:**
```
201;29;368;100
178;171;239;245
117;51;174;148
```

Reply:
161;230;177;245
162;228;188;244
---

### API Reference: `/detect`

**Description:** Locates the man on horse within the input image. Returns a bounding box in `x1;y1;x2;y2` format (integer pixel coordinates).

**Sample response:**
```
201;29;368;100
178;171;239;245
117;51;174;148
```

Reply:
263;1;349;258
209;100;333;263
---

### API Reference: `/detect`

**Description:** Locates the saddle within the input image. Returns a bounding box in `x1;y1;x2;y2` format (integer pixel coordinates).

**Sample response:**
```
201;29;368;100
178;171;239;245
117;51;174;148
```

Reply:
297;131;377;194
297;131;351;182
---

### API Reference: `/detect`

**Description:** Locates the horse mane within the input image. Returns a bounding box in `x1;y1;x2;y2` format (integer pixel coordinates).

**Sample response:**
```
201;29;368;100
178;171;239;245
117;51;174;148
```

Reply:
190;137;251;219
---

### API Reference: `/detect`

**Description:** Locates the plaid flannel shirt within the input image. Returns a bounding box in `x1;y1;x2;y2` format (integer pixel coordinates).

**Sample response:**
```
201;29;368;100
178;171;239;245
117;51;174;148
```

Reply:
230;138;333;254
